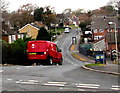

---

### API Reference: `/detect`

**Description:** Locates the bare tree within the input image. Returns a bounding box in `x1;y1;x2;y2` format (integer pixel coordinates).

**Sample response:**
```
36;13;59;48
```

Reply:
10;4;35;30
0;0;9;11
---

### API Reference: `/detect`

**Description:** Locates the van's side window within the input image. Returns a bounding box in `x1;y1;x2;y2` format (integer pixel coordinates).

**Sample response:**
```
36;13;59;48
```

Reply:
56;45;59;52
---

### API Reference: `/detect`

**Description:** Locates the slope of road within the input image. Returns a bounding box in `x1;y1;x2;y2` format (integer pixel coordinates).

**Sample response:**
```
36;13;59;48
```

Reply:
1;28;119;92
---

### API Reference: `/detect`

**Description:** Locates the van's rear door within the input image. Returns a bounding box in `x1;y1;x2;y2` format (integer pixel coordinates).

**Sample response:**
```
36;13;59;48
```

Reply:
28;42;47;52
27;41;48;60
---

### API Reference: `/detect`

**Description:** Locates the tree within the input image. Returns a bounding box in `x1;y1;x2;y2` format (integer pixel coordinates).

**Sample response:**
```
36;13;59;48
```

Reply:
72;9;85;17
34;6;57;29
79;21;91;31
34;7;44;21
36;27;51;41
0;0;9;11
10;4;35;30
1;0;11;34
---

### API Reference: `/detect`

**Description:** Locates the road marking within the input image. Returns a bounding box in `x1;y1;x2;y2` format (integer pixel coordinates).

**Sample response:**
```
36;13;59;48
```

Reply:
16;79;39;84
43;81;67;87
76;84;99;89
111;85;120;90
7;79;13;81
0;70;3;72
25;66;33;68
47;81;67;84
16;68;21;69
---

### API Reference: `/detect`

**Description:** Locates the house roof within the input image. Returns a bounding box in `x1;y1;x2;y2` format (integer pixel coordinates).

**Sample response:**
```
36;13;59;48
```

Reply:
18;24;40;31
91;16;119;30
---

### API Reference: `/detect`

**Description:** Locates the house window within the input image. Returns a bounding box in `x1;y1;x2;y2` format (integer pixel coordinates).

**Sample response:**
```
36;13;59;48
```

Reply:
12;35;16;41
21;34;24;39
8;36;12;43
27;29;31;32
18;35;21;39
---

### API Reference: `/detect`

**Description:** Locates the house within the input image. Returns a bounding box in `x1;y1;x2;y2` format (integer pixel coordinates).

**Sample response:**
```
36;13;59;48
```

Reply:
91;16;119;40
19;24;40;39
92;38;106;51
19;21;47;39
2;28;26;43
2;33;26;44
106;31;120;51
91;16;120;56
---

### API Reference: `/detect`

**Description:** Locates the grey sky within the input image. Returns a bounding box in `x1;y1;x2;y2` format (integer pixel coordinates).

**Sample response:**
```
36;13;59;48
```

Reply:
5;0;110;13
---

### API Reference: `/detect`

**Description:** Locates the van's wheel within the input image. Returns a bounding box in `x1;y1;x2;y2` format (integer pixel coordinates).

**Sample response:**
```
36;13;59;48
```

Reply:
58;58;63;65
47;57;53;65
49;58;53;65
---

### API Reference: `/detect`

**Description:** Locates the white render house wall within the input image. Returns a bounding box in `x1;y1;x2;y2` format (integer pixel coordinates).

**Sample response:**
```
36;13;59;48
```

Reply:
93;39;106;51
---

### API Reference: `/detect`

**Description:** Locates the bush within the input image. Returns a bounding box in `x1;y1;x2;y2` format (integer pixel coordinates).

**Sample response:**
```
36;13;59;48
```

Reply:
2;37;34;65
2;40;10;64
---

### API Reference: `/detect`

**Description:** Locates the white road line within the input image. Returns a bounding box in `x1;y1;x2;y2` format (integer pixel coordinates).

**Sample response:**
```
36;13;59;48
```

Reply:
7;79;13;81
111;85;120;90
25;66;33;68
76;84;99;89
43;83;65;87
0;70;3;72
16;80;39;84
28;80;39;83
43;81;67;87
47;81;67;84
16;68;21;69
77;86;99;89
78;84;100;86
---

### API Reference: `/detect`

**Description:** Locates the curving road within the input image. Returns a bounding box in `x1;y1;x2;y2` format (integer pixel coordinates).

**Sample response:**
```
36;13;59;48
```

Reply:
1;28;119;92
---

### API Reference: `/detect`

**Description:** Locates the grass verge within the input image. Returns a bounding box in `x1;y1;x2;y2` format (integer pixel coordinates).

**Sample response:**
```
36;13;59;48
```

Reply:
85;63;105;67
71;53;87;61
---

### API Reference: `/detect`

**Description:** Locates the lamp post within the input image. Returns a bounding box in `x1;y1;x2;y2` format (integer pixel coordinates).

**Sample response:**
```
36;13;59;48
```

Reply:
108;22;119;63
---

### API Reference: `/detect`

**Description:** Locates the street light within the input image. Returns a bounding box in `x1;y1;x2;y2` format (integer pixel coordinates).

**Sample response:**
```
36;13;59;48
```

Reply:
108;22;119;63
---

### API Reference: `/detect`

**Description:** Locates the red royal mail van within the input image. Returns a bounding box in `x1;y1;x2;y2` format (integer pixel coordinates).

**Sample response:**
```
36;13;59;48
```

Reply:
27;40;63;65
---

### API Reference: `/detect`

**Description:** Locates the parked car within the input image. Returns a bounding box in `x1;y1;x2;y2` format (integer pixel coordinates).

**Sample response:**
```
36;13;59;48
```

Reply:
27;40;63;65
64;28;70;33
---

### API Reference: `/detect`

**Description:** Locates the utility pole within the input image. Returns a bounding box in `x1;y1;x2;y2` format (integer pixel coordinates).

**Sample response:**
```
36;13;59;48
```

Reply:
109;22;119;64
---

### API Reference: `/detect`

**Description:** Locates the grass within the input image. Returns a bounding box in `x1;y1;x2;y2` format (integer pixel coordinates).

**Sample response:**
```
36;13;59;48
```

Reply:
71;53;87;61
85;63;105;67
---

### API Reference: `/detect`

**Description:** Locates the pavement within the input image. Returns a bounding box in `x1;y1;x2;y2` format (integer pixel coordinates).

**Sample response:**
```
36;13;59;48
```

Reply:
70;42;120;76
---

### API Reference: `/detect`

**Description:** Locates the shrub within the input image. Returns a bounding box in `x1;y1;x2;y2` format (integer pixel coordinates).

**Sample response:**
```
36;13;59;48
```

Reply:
2;37;34;65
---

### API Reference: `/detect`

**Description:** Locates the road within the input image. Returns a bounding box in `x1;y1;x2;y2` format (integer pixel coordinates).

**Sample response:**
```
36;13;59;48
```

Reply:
1;28;119;92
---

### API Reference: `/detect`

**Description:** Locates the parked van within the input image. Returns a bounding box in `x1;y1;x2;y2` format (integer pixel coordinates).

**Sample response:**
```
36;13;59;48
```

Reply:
27;40;63;65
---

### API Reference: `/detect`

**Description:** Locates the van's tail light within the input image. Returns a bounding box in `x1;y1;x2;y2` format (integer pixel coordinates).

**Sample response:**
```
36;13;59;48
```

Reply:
44;52;47;54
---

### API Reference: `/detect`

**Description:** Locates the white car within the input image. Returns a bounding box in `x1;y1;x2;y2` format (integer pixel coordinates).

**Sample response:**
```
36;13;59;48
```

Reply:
64;28;70;33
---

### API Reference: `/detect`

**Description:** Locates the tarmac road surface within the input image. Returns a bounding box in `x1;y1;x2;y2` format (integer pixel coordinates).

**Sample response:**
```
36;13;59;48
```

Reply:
1;28;119;92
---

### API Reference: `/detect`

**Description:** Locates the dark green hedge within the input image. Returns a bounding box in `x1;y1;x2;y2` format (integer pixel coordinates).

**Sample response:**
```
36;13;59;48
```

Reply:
2;37;34;65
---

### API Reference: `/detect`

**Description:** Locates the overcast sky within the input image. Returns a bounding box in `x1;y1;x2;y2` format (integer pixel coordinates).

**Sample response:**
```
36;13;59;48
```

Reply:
5;0;110;13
